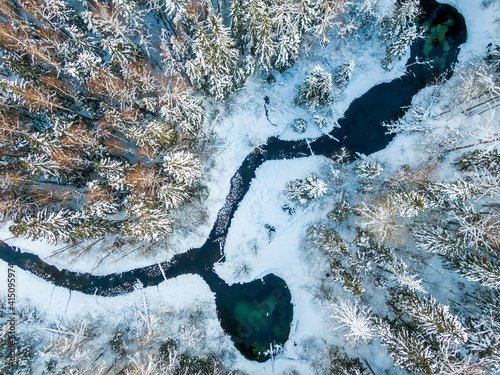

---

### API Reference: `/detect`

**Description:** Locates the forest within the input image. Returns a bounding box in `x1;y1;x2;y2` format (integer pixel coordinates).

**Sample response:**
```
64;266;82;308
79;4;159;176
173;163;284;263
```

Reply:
0;0;499;374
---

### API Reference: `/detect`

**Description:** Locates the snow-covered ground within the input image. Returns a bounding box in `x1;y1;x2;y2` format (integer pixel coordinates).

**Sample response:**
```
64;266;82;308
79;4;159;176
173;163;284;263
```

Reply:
1;0;499;373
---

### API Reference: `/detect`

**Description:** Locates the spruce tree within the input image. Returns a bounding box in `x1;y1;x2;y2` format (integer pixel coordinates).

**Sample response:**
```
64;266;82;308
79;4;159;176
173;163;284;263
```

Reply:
380;0;423;70
296;66;334;110
186;13;244;101
335;60;355;87
285;175;327;205
378;321;436;375
390;288;468;346
453;254;500;289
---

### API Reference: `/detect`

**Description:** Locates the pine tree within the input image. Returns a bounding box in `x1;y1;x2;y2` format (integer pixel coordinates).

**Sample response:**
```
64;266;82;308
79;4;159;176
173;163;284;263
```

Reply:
158;182;190;209
95;157;129;191
327;199;351;223
274;28;300;71
330;298;375;344
453;254;500;290
354;228;396;265
457;148;500;172
123;194;173;242
413;226;466;256
390;259;427;294
307;224;349;256
313;0;348;45
296;66;334;110
9;208;71;244
390;288;468;346
355;158;383;181
128;120;177;149
329;259;366;297
352;0;379;29
243;0;268;53
229;0;246;49
163;151;202;186
294;0;317;36
380;0;423;70
186;13;244;101
159;79;205;139
453;206;499;251
378;320;436;375
19;153;62;180
285;175;327;205
253;13;276;72
335;60;355;87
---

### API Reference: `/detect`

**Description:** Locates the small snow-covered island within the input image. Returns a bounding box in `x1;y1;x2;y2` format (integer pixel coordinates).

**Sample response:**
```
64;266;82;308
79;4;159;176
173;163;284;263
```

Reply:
0;0;499;373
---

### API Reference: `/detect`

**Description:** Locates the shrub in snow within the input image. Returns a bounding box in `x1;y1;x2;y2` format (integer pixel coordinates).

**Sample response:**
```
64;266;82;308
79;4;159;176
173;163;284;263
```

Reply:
313;115;328;130
290;118;307;133
295;66;334;110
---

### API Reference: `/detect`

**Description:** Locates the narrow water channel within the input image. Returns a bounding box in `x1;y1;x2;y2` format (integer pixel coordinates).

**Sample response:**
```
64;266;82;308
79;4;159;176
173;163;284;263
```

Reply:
0;0;466;362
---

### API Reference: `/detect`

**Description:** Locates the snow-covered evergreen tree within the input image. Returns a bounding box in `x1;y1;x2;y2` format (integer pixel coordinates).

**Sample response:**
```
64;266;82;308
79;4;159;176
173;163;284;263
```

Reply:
330;298;375;344
253;13;276;72
19;153;62;180
307;224;349;256
274;28;300;71
457;148;500;172
313;0;348;45
285;175;327;205
9;209;71;244
95;157;129;191
159;81;205;139
390;288;468;346
327;199;351;223
128;120;177;149
378;320;436;375
453;254;500;289
413;226;466;256
186;13;244;101
390;259;427;294
380;0;423;70
123;194;173;242
335;60;355;87
163;150;202;186
355;158;383;181
158;182;190;209
296;66;334;110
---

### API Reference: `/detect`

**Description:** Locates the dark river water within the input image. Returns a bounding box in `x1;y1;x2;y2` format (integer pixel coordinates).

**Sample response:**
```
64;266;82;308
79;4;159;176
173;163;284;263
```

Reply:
0;0;466;362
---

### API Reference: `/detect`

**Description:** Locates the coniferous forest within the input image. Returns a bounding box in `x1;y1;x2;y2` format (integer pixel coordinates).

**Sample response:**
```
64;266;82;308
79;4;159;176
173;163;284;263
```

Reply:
0;0;499;374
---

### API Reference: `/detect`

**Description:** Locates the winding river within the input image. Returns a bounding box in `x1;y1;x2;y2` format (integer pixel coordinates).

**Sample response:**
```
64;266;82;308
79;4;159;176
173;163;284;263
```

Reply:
0;0;466;362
